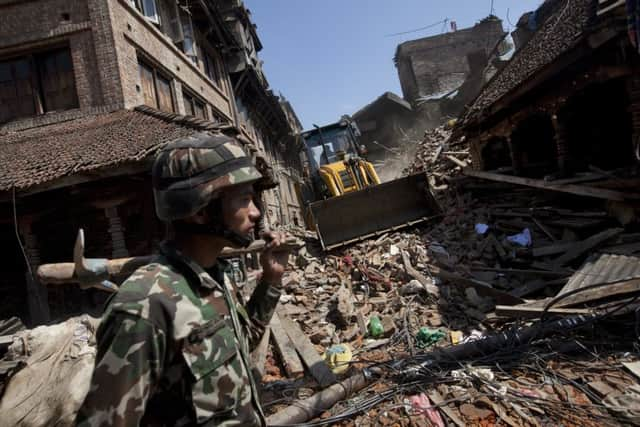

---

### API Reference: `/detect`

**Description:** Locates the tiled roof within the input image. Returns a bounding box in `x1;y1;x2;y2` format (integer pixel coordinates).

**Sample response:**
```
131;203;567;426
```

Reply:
0;108;215;192
461;0;593;125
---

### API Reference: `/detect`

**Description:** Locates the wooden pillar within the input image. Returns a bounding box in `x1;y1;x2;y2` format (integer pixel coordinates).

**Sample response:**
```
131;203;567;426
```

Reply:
629;74;640;162
105;206;128;258
551;112;570;176
19;220;50;325
506;135;523;176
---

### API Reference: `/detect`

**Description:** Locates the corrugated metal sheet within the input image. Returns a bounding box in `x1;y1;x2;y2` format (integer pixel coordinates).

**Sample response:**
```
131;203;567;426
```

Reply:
561;254;640;294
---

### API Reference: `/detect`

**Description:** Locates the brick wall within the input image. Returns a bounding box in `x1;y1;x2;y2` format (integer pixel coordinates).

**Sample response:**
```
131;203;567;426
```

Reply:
88;0;124;107
0;0;119;119
0;0;237;127
0;0;90;43
396;19;506;102
107;0;235;121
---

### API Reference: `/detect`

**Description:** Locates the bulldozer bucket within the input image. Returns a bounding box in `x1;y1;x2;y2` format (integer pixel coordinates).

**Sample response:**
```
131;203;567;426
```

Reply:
309;173;440;250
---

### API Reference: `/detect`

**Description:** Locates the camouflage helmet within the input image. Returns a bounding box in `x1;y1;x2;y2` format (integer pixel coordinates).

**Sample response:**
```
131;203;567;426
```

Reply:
152;131;264;221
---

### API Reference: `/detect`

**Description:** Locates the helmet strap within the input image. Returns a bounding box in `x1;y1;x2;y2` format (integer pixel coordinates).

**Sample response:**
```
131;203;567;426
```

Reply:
172;200;255;248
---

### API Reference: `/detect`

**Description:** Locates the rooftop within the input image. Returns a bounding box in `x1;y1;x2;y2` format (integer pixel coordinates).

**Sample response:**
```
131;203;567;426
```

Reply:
461;0;594;125
0;107;230;194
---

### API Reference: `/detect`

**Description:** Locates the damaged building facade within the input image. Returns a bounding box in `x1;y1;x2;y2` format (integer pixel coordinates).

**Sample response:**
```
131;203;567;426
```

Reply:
0;0;303;325
460;0;637;184
350;18;510;177
395;17;506;120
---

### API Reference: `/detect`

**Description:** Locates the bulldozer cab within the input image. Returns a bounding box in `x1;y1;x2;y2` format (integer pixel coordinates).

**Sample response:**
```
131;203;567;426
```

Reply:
299;118;441;251
302;118;379;199
303;119;360;173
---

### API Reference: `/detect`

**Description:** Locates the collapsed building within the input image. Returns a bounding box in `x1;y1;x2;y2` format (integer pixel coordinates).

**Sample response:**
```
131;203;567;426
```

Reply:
350;17;510;179
394;16;507;120
460;0;637;185
0;0;304;325
6;1;640;426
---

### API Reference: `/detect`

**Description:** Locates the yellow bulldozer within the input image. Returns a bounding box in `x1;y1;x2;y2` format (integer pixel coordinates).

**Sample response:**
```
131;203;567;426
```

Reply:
299;117;440;250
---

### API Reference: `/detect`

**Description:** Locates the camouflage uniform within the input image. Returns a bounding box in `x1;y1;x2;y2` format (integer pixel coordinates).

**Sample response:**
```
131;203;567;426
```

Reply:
76;243;281;427
77;132;282;426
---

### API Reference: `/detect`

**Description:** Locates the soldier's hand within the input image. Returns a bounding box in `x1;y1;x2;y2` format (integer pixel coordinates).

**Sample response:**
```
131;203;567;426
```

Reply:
259;230;290;285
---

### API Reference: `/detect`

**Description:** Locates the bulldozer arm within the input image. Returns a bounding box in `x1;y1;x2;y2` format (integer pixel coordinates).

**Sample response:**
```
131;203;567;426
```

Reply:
309;173;441;250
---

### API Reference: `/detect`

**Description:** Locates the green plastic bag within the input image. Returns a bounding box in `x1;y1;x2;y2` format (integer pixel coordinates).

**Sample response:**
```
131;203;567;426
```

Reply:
368;316;384;337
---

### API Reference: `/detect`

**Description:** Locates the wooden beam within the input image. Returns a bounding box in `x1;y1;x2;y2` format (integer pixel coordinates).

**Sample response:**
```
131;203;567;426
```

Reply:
278;313;337;388
1;161;152;201
552;228;623;266
601;242;640;255
533;241;577;257
427;390;466;427
250;326;270;379
495;305;593;318
464;169;639;201
511;278;567;298
446;155;468;168
532;217;557;242
270;313;304;377
555;278;640;308
471;267;568;277
401;250;439;296
428;265;524;305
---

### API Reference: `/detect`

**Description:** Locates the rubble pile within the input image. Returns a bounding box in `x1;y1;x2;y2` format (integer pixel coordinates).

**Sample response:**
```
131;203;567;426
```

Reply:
259;174;640;426
405;126;471;180
402;126;470;196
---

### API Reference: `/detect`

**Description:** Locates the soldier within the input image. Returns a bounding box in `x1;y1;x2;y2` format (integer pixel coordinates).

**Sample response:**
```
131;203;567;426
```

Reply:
77;132;291;426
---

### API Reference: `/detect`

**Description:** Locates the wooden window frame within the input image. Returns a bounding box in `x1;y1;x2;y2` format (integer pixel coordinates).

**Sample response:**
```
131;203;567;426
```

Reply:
182;88;207;120
138;59;175;113
0;46;78;124
202;47;224;90
130;0;160;25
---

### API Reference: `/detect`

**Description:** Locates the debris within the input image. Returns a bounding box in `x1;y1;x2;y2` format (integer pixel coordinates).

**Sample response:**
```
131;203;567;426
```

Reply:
406;393;445;426
552;228;623;266
401;250;439;296
464;169;640;201
450;330;464;345
475;223;489;234
427;390;466;427
332;285;355;327
250;326;270;379
367;316;384;338
266;373;369;425
269;313;304;377
0;316;99;427
399;279;427;296
277;314;337;388
322;344;352;374
416;327;445;348
506;228;532;247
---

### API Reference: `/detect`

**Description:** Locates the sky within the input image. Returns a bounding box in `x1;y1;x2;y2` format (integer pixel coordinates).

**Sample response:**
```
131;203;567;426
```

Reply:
245;0;542;129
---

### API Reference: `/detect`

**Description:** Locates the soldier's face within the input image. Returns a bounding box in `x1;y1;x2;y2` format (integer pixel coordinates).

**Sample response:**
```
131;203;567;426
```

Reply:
221;183;261;238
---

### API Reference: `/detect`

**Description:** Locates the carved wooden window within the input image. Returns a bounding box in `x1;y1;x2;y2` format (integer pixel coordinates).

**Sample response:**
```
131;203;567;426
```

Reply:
0;47;78;124
156;74;173;112
138;62;157;108
39;49;78;112
203;50;223;89
182;90;207;119
138;60;174;113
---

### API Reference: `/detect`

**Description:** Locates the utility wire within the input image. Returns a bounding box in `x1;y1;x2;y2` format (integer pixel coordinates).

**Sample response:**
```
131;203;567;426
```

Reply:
384;19;448;37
